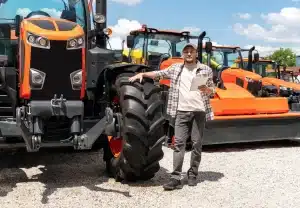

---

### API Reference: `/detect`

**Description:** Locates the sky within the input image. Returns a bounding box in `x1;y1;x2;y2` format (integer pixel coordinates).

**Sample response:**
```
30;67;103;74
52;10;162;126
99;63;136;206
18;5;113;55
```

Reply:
104;0;300;56
1;0;300;56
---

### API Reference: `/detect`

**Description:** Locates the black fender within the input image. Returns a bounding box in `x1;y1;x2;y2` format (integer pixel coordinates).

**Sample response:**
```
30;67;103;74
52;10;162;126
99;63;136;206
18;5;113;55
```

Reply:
89;62;155;103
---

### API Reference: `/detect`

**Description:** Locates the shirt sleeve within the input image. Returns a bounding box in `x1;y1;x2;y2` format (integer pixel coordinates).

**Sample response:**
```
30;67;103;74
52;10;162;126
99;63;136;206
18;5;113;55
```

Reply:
153;64;175;79
206;66;216;96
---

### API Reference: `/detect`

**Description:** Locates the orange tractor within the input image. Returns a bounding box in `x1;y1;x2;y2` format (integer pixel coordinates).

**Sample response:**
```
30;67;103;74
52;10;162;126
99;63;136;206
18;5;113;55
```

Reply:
124;26;300;146
233;49;300;107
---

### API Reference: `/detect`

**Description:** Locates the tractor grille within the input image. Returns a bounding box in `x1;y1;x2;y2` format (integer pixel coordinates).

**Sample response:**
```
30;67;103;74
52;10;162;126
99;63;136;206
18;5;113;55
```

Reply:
30;40;82;100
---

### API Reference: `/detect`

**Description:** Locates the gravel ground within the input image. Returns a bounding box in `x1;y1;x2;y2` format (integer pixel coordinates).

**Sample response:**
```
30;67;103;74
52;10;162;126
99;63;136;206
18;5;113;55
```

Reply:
0;140;299;208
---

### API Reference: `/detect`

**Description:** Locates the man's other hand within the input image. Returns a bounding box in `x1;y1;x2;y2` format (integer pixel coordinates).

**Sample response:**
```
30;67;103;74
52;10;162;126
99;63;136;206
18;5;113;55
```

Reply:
198;85;212;95
129;73;144;83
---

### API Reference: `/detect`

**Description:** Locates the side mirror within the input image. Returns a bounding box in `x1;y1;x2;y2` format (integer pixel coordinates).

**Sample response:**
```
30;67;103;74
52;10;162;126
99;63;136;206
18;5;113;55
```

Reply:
205;41;213;53
126;35;135;48
253;52;259;63
15;15;22;37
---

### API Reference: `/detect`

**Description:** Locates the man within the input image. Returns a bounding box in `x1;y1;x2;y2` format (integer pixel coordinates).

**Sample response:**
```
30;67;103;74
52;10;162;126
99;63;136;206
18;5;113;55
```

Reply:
128;43;216;190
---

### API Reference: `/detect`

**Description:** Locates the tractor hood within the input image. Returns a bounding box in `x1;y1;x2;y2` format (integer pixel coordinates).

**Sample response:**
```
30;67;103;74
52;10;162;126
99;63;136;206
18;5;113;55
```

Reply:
262;77;300;90
21;17;84;40
222;67;262;81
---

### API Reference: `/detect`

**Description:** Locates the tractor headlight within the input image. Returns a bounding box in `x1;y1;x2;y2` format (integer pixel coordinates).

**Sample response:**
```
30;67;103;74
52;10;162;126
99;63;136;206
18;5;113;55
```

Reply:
279;85;293;97
66;36;85;50
279;86;292;91
27;32;50;49
279;86;287;91
70;69;82;90
30;68;46;90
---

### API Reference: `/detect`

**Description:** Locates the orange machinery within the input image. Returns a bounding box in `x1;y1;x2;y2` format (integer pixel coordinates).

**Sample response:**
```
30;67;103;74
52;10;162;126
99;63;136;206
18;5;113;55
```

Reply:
236;57;300;92
125;26;300;145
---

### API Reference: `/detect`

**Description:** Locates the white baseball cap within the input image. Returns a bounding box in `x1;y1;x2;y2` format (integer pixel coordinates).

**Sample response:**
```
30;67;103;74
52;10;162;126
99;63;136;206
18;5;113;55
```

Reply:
182;43;198;52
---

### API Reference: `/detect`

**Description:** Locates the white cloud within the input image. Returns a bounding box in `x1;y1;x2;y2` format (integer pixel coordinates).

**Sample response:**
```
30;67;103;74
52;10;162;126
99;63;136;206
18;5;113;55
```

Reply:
243;45;300;56
235;13;252;20
233;7;300;43
109;0;142;6
16;8;32;17
108;18;142;49
41;8;62;18
16;8;62;18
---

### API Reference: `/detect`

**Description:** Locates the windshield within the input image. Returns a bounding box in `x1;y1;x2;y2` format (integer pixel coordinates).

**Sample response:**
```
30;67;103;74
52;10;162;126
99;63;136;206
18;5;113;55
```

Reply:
211;47;241;67
0;0;86;28
243;61;276;77
132;33;192;57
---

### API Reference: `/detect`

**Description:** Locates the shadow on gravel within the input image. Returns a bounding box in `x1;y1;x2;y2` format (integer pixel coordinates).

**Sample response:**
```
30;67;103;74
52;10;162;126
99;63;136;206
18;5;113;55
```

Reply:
124;169;224;187
0;148;131;204
202;140;300;153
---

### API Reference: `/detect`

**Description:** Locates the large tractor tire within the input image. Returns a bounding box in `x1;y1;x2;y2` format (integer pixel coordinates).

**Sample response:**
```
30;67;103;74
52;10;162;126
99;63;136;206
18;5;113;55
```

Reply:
105;71;165;182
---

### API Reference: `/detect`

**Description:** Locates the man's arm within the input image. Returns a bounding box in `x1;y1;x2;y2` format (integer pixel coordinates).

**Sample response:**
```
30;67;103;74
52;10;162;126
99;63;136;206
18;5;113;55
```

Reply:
129;64;176;83
151;65;175;79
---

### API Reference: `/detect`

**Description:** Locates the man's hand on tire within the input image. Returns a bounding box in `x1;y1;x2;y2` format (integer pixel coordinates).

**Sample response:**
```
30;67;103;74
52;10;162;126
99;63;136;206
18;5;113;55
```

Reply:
129;73;144;83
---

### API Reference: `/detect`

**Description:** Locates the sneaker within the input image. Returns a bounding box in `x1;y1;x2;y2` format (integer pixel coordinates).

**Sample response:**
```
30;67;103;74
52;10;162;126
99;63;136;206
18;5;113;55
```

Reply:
187;176;197;186
163;178;183;190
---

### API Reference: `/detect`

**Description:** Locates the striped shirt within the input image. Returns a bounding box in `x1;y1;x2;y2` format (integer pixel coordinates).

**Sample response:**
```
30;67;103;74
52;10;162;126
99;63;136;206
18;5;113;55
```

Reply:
154;61;216;121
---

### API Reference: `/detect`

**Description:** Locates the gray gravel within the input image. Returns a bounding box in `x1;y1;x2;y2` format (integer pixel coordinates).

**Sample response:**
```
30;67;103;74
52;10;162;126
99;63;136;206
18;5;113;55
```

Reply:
0;141;300;208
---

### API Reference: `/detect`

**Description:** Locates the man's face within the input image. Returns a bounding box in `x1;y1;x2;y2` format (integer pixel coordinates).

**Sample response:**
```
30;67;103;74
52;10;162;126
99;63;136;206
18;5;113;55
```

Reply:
182;46;197;63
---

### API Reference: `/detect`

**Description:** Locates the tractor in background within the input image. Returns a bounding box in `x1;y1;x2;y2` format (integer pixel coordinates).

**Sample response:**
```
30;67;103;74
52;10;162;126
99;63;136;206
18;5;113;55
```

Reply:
210;45;300;109
0;0;166;182
234;49;300;106
124;25;300;147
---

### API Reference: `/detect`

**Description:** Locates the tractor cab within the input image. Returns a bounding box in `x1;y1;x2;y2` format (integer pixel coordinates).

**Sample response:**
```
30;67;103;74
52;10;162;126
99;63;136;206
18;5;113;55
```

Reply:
125;25;198;70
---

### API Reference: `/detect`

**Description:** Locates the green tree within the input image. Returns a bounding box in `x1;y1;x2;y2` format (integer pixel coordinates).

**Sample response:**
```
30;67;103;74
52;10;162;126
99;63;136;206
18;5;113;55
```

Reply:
265;48;296;67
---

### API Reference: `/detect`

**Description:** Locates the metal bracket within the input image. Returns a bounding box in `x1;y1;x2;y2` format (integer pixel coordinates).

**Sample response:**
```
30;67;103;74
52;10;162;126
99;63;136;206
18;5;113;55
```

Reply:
105;107;114;123
74;116;107;150
51;94;66;108
16;107;41;152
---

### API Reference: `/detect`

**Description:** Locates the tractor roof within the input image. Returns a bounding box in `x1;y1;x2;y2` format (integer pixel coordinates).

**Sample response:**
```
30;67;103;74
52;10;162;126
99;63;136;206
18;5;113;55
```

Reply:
212;45;241;49
129;26;199;38
241;58;275;63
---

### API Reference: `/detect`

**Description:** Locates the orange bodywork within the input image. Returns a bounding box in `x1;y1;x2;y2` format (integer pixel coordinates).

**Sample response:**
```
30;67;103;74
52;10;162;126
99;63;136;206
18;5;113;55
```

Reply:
18;17;85;99
262;77;300;90
159;58;184;87
211;83;289;116
221;68;262;87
